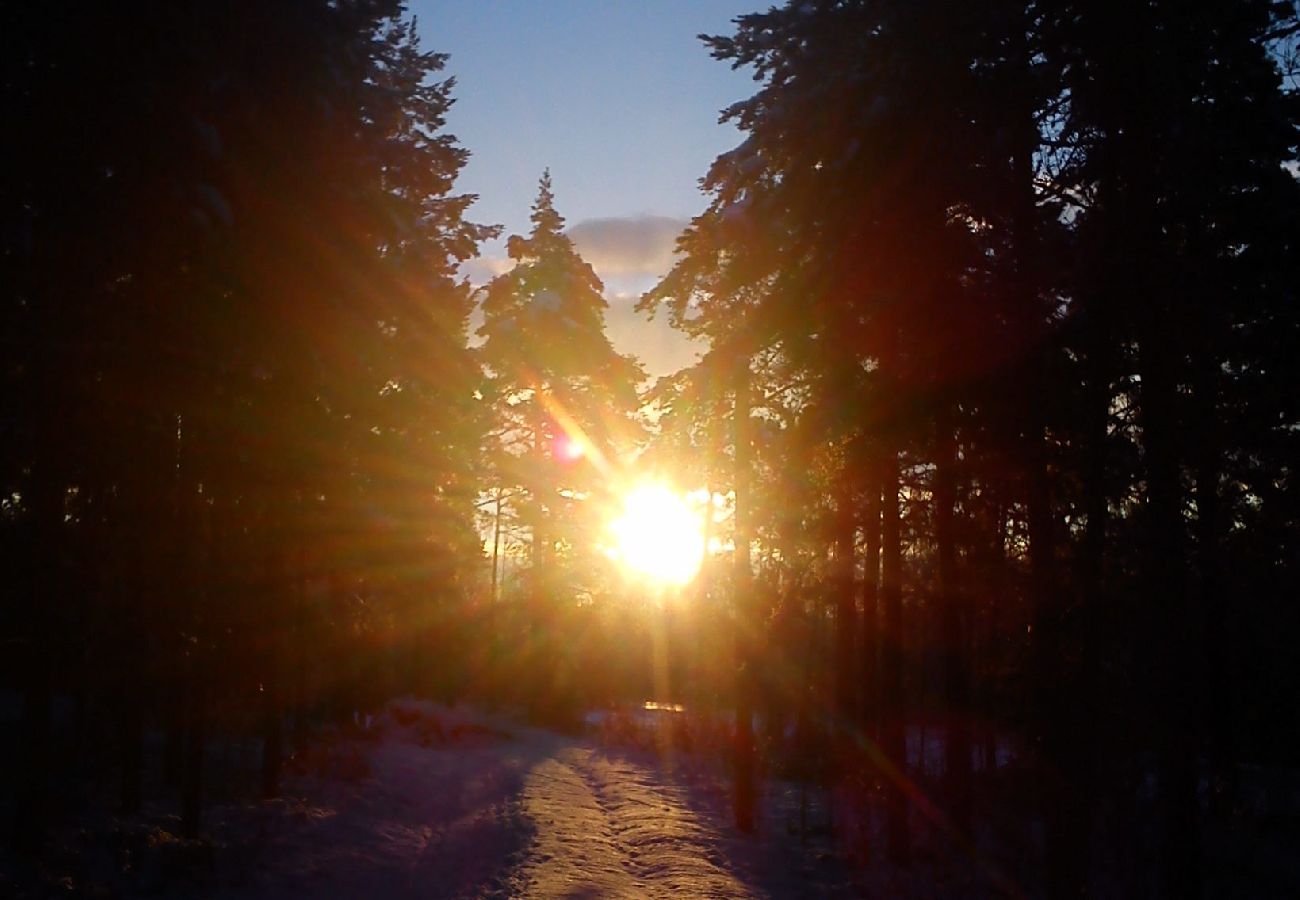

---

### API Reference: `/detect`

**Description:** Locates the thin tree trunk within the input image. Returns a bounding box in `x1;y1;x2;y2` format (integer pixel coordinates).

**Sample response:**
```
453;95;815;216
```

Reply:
181;683;206;839
293;546;311;754
12;471;61;854
262;700;283;800
529;402;552;717
880;446;910;865
1138;328;1200;899
120;684;145;815
262;558;283;804
179;418;207;839
120;495;149;816
163;685;185;788
980;495;1007;775
181;501;208;835
833;478;857;725
860;457;881;738
1027;406;1088;900
13;667;52;854
1193;353;1232;822
1057;296;1111;898
732;353;756;834
491;487;503;606
532;406;549;637
934;404;971;834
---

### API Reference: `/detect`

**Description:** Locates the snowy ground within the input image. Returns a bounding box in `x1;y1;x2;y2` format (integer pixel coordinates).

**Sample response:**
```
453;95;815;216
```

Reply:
12;698;1296;897
197;701;861;899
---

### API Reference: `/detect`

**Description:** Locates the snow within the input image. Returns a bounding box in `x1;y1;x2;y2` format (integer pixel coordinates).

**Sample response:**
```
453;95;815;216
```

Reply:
207;703;538;899
198;700;859;898
508;745;747;897
12;694;1299;896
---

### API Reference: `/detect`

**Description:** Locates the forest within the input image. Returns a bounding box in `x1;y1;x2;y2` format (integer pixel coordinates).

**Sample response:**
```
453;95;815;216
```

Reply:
3;1;1299;897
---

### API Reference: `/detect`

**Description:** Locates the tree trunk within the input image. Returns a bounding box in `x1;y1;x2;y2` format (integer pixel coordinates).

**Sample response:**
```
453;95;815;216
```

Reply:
880;447;910;865
118;475;152;817
163;690;185;788
12;471;61;854
833;478;857;725
1193;352;1232;822
262;707;283;800
181;688;206;839
732;353;756;834
860;457;881;738
981;496;1008;775
262;635;283;801
1050;293;1111;899
1027;404;1089;900
934;404;971;834
120;688;144;815
531;405;550;637
13;668;52;854
178;418;212;840
529;402;552;717
1138;328;1200;899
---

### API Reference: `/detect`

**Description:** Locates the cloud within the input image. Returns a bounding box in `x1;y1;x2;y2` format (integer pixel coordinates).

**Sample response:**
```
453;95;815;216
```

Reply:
459;213;686;288
566;215;687;280
604;292;705;380
460;218;701;377
459;255;515;285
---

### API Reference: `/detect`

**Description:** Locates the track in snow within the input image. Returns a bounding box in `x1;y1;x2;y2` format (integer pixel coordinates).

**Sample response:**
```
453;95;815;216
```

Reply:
504;744;751;898
209;710;791;899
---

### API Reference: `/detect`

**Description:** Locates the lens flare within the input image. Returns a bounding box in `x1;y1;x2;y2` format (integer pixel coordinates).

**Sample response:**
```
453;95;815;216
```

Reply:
553;432;585;461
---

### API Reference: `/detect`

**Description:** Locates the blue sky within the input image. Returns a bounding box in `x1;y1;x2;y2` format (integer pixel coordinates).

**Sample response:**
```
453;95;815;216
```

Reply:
412;0;756;239
410;1;759;374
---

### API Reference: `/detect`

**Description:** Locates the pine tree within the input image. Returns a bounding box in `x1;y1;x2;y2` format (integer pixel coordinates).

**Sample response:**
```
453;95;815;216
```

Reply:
1;0;494;847
1044;2;1300;893
478;171;642;714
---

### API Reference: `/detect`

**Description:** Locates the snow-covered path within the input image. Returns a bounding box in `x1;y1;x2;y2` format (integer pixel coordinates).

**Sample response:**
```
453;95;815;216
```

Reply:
506;745;749;898
209;706;823;899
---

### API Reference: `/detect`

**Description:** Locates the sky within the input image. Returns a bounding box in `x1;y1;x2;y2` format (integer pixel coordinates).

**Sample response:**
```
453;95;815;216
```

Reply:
410;0;760;376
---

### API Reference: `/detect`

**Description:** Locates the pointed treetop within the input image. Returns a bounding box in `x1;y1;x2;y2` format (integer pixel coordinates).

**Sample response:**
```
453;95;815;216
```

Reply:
530;168;565;238
478;167;644;430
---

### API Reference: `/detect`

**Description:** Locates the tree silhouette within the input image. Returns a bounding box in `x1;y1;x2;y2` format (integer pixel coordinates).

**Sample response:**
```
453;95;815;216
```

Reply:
477;171;643;716
3;1;1298;895
2;0;493;848
643;0;1300;893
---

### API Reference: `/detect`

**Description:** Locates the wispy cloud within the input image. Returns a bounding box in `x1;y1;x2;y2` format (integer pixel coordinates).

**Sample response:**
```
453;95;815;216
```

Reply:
605;292;705;379
462;217;700;376
459;255;515;286
566;215;687;280
459;214;685;289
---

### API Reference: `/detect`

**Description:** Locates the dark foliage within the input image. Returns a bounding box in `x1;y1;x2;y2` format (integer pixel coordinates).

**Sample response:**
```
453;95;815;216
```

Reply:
2;0;493;850
642;0;1300;895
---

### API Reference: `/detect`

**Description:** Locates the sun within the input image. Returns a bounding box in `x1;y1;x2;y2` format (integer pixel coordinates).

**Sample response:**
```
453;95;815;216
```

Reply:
608;484;706;586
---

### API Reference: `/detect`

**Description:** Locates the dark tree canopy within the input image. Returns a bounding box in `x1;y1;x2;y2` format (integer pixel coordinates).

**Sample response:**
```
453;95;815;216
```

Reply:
641;0;1300;894
2;1;1298;897
2;0;495;848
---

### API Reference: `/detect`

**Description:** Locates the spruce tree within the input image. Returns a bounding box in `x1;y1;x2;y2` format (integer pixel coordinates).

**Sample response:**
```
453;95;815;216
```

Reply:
477;171;642;714
1;0;494;847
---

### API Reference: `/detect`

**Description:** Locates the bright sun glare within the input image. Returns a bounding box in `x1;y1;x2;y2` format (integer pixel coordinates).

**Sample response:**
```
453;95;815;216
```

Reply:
609;484;705;587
